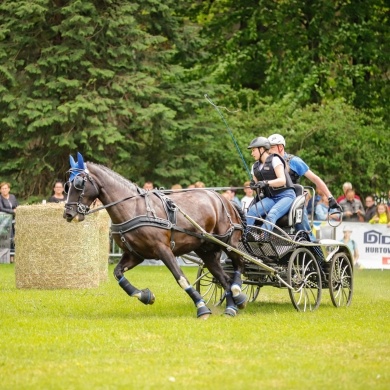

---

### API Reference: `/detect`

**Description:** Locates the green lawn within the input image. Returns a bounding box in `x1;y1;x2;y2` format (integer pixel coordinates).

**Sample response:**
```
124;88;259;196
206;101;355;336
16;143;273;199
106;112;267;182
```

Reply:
0;264;389;390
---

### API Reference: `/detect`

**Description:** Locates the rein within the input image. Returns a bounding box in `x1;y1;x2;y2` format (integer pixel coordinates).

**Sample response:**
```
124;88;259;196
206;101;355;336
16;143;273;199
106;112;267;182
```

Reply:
86;195;137;215
161;186;246;193
65;167;144;216
65;165;243;250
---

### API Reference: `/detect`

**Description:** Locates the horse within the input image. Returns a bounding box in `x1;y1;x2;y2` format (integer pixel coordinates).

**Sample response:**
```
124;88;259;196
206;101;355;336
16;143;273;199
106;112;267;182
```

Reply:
63;153;248;318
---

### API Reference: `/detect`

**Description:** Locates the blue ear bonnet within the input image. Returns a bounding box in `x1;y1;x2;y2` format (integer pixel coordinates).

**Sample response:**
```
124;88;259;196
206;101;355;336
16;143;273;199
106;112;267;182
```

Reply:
69;152;86;181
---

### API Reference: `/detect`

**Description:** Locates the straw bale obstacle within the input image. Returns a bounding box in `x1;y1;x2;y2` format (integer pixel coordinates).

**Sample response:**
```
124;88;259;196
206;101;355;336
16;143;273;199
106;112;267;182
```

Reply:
14;204;110;289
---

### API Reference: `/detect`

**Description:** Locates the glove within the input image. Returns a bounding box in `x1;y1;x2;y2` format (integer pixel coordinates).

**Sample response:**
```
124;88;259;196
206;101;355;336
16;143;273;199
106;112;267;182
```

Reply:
250;180;269;190
249;180;257;190
328;196;342;211
256;181;269;189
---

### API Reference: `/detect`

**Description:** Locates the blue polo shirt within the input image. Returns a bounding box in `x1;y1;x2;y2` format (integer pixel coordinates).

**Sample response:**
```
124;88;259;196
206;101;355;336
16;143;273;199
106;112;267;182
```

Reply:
284;153;310;177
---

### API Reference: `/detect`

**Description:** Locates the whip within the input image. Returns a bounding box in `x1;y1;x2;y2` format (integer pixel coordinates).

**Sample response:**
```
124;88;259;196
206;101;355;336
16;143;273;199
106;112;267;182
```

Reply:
205;94;252;180
205;94;269;222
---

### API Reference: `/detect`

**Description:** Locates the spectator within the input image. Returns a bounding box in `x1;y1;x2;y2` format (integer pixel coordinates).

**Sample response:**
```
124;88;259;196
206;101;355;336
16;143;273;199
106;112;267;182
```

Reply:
222;188;241;207
221;189;233;200
368;203;390;227
245;137;296;234
339;189;365;222
47;180;66;203
241;181;254;214
268;133;341;239
364;195;377;222
336;182;361;203
0;181;18;262
230;188;242;208
315;193;340;221
143;181;154;191
387;190;390;211
171;184;182;190
307;188;321;218
0;182;18;215
187;184;195;189
194;181;205;188
339;225;359;266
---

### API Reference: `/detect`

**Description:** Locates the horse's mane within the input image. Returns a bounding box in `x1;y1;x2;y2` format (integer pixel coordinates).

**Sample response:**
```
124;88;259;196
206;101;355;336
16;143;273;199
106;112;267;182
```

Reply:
87;162;140;192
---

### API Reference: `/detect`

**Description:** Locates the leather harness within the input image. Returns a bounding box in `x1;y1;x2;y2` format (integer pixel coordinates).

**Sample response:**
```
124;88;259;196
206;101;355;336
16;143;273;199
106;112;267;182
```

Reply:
110;190;242;260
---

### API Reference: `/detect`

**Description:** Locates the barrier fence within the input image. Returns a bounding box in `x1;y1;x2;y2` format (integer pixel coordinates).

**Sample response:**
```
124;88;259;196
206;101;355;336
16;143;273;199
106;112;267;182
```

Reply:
0;213;13;264
1;211;389;269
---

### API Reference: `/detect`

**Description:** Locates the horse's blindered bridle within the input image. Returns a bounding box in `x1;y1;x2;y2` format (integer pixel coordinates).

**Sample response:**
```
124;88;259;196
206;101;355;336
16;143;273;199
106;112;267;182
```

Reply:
65;168;138;216
65;170;99;216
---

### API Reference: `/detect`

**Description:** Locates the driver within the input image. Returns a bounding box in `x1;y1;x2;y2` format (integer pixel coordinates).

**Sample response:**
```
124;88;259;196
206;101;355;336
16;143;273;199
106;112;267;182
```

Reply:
267;133;342;240
245;137;296;238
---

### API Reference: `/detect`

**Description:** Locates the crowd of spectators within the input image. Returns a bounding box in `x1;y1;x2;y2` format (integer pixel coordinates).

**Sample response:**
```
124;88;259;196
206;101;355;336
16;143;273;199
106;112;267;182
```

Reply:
308;182;390;227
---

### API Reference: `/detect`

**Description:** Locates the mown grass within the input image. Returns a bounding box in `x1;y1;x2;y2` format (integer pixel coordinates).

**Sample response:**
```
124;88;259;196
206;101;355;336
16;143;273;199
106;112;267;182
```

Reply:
0;264;389;390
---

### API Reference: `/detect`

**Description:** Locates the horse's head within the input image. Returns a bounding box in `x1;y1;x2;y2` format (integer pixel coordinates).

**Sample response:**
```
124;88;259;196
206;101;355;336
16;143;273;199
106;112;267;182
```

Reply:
63;152;100;222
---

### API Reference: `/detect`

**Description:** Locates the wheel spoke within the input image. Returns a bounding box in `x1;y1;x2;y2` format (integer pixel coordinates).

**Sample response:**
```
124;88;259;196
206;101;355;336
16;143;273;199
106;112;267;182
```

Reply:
329;253;353;307
195;266;225;306
288;248;322;312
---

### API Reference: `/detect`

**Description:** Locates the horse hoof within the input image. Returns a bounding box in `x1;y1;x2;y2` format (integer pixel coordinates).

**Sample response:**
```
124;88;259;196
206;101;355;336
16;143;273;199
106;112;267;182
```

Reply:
224;307;237;317
233;292;248;310
197;305;212;318
198;313;210;320
139;288;155;305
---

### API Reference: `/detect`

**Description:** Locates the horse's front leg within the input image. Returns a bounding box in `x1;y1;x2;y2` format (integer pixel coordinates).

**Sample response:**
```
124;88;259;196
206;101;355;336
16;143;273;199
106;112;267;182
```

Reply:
113;252;155;305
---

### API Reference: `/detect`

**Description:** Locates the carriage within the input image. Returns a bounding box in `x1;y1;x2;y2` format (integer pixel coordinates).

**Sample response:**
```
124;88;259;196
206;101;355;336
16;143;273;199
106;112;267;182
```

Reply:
64;153;354;318
187;185;354;312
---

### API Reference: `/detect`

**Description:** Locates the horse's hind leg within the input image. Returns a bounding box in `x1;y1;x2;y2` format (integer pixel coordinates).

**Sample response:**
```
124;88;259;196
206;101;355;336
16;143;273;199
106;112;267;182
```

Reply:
197;250;247;317
113;252;156;305
155;246;212;319
227;251;248;310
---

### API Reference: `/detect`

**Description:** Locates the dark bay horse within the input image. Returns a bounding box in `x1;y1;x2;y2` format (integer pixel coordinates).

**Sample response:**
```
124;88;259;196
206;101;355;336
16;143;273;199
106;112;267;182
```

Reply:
64;153;247;318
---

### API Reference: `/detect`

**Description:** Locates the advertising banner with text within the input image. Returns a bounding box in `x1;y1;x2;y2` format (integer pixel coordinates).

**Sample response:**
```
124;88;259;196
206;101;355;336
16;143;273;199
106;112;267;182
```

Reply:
313;221;390;270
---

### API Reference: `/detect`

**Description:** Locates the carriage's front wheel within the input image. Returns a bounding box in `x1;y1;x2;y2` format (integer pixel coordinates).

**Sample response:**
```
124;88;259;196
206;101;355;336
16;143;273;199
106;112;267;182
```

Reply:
241;281;260;302
288;248;322;312
329;252;353;307
195;265;225;306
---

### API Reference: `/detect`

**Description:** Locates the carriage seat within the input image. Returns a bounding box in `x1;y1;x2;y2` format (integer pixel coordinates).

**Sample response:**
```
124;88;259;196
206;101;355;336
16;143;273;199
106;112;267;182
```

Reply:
275;184;306;229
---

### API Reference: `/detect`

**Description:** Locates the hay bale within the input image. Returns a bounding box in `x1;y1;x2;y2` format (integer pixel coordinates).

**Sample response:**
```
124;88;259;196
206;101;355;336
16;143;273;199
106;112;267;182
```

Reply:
96;209;110;282
14;204;109;289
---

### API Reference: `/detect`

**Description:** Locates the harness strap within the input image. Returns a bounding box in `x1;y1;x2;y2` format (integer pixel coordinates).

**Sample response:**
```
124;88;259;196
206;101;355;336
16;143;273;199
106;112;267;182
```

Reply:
119;232;144;261
111;214;239;245
111;215;205;240
87;195;136;215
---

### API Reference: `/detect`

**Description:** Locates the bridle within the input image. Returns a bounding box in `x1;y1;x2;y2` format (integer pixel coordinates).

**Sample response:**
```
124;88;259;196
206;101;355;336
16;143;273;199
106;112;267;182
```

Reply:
64;169;141;216
64;170;100;216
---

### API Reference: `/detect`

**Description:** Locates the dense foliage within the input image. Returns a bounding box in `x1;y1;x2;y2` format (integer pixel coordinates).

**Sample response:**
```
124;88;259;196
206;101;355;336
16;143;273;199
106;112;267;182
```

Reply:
0;0;388;202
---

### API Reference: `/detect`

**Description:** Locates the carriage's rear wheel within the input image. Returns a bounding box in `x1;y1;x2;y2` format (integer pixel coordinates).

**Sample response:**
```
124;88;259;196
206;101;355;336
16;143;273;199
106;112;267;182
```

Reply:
195;265;225;306
288;248;322;312
329;252;353;307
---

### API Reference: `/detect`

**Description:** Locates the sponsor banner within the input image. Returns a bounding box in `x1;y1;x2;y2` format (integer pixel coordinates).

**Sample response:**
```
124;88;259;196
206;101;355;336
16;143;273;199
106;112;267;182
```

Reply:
314;221;390;270
312;221;390;269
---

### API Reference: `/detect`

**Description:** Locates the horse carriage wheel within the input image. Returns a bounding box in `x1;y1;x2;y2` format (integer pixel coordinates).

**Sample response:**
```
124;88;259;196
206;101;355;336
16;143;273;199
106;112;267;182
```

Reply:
241;281;260;303
287;248;322;312
195;264;225;306
194;257;260;306
329;252;353;307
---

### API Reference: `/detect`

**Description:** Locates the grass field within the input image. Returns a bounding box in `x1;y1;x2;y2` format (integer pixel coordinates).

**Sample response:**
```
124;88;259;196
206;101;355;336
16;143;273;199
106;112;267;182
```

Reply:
1;264;389;390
